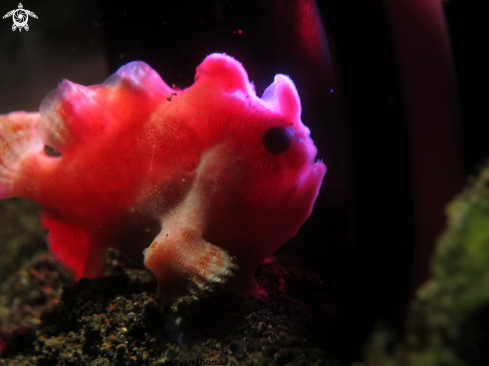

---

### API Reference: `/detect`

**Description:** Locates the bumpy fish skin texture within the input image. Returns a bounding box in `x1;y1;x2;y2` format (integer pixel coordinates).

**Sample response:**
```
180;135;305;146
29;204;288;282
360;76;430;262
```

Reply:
0;54;326;303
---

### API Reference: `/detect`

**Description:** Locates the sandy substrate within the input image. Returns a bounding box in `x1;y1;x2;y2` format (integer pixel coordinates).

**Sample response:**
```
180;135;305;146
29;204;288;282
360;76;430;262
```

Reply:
0;198;338;366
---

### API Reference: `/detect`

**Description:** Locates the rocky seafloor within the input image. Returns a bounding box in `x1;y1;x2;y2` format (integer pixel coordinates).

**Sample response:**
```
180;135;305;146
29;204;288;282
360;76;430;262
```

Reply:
0;198;338;366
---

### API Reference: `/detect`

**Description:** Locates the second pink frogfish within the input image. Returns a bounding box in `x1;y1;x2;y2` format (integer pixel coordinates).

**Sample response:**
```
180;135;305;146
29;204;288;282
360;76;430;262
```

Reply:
0;54;326;303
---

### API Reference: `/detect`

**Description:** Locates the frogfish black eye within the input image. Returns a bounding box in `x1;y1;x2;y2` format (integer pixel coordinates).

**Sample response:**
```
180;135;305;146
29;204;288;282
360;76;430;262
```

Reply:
263;126;290;154
43;145;62;157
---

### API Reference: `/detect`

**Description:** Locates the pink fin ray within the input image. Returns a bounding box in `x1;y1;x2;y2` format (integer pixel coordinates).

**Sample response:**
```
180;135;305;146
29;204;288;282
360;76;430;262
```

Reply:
104;61;173;96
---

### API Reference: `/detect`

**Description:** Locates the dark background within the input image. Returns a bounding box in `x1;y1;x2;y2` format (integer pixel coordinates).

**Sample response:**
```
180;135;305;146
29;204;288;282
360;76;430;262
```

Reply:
0;0;487;363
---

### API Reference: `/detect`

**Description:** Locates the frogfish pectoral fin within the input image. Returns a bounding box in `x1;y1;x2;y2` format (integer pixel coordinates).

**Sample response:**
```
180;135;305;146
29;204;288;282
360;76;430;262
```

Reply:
0;112;42;199
144;226;237;305
42;212;107;280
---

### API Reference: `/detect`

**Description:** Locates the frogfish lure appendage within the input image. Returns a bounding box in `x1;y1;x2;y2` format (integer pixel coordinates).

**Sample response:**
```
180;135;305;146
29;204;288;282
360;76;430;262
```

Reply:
0;54;326;304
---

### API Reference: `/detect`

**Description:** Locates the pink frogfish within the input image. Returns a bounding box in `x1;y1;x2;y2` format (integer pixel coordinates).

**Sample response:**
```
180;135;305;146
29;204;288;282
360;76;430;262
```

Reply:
0;54;326;302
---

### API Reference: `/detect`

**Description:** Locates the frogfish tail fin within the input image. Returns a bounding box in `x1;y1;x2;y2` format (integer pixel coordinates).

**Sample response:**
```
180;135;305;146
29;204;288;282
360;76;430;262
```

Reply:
0;112;41;199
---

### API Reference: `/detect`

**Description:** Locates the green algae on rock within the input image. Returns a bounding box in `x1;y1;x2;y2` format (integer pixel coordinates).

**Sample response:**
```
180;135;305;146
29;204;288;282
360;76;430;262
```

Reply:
358;161;489;366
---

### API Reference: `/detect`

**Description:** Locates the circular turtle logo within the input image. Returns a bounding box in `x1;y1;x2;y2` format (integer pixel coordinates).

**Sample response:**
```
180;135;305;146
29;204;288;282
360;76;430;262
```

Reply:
3;3;38;32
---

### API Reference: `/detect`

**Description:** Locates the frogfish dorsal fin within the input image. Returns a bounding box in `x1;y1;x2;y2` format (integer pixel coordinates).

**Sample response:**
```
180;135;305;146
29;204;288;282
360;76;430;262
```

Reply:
39;61;174;153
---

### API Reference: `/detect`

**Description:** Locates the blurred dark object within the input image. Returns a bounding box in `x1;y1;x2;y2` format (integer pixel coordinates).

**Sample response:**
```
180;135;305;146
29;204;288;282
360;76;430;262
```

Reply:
445;0;489;175
317;0;413;361
383;0;464;294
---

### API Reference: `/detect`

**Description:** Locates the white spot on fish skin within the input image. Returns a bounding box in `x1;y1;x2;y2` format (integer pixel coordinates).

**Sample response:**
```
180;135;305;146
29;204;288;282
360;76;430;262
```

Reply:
130;207;135;213
182;178;185;182
145;228;150;233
